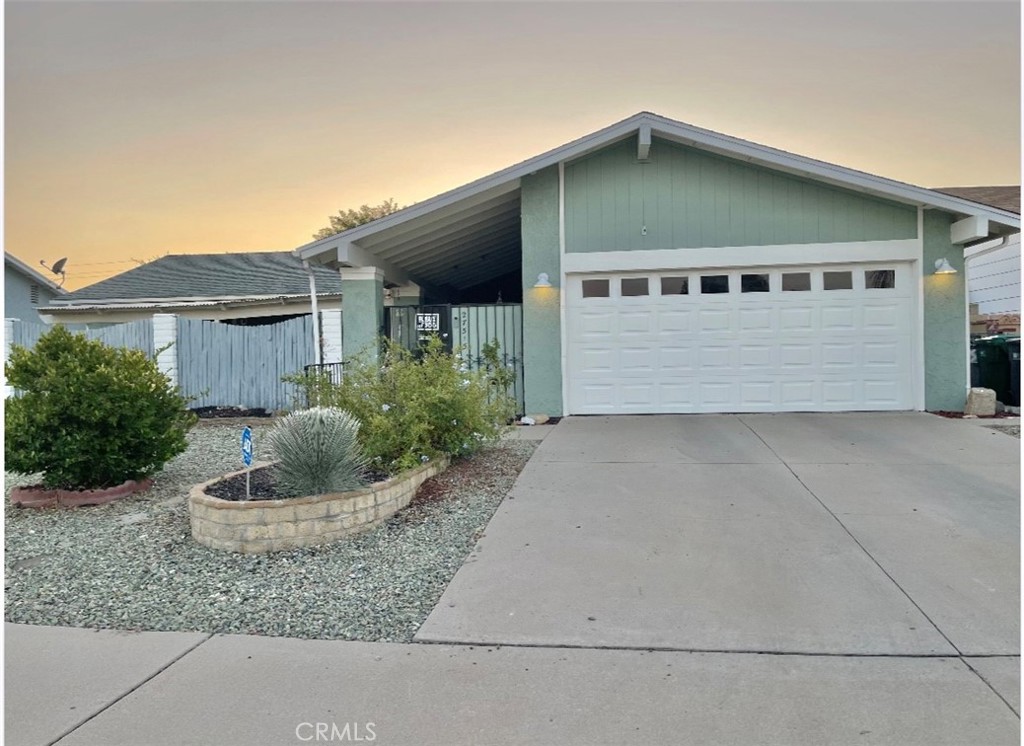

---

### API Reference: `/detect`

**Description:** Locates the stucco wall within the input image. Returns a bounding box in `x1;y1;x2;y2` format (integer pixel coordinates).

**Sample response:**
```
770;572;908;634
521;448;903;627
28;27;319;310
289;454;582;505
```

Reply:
922;210;968;411
341;274;384;361
565;137;917;253
521;167;563;416
4;268;61;323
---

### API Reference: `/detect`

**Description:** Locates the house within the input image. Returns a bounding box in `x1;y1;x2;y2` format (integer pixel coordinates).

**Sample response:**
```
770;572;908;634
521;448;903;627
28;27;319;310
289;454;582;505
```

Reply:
42;251;344;327
936;186;1020;326
4;252;67;323
295;112;1021;416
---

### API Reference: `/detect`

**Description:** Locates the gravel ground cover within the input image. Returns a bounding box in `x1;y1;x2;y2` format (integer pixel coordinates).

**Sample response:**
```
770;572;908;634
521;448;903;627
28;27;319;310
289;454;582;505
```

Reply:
4;424;536;642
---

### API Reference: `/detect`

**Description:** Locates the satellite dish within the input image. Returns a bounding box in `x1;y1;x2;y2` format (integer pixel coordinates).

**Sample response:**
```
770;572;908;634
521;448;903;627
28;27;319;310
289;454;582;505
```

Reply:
51;257;67;275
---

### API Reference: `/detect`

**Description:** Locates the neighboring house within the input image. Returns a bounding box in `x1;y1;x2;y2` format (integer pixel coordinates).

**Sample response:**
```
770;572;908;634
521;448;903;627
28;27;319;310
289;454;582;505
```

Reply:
296;111;1020;416
4;252;67;323
42;252;344;327
936;186;1020;316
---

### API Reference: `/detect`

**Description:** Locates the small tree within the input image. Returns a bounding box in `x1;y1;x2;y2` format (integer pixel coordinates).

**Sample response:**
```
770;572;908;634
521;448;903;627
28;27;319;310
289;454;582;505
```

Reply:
4;326;196;490
312;198;402;239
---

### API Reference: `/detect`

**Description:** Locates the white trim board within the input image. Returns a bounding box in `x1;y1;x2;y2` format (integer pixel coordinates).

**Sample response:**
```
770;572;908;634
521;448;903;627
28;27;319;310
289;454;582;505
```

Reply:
558;160;569;418
915;206;926;411
561;239;920;274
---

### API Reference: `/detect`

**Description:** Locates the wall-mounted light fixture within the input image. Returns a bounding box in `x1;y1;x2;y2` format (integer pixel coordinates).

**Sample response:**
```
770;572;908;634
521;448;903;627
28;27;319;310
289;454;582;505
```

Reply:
933;258;958;275
534;272;552;288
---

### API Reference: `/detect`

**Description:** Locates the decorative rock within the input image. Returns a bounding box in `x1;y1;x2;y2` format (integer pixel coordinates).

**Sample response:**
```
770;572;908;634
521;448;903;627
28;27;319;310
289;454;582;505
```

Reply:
965;387;997;417
528;414;550;425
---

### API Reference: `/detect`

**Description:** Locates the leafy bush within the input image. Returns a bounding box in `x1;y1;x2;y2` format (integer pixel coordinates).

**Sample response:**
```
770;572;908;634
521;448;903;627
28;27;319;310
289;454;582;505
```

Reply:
4;326;196;490
267;407;367;497
290;337;514;474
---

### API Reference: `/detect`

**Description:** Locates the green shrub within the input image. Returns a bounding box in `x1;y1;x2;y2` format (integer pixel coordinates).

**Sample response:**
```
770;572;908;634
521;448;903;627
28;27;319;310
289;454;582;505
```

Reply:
267;406;367;497
289;337;514;474
4;326;196;490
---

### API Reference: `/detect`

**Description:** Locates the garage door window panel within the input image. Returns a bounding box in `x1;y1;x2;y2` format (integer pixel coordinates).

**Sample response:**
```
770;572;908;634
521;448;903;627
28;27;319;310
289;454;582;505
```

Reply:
660;276;689;296
741;273;771;293
582;279;610;298
782;272;811;292
701;275;730;294
865;269;895;289
823;271;853;290
621;277;650;297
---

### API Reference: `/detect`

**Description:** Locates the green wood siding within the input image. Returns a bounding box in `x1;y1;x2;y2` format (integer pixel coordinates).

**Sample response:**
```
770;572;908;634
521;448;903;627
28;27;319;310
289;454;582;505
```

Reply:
565;137;918;252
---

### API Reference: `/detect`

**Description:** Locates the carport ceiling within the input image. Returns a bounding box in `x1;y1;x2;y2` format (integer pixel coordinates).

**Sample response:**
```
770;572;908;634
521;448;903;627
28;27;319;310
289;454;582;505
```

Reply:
356;187;521;290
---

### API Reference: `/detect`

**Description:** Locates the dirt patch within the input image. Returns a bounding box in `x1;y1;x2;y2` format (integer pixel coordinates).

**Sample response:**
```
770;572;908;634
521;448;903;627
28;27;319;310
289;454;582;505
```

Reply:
192;406;273;419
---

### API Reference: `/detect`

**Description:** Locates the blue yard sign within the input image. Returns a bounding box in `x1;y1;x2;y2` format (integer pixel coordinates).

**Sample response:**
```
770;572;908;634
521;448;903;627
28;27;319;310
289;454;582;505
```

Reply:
241;426;253;466
241;426;253;500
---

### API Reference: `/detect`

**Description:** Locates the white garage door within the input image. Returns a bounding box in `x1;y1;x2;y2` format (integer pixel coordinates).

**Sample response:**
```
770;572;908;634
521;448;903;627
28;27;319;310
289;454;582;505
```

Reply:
566;263;916;414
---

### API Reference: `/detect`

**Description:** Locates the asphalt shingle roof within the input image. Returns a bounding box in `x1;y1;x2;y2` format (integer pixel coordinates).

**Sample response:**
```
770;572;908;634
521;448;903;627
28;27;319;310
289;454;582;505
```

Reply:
60;252;343;303
934;186;1020;215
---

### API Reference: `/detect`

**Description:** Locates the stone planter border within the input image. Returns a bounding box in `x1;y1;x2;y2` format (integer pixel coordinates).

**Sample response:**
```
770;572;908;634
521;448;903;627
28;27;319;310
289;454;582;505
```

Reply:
9;478;154;508
189;457;449;554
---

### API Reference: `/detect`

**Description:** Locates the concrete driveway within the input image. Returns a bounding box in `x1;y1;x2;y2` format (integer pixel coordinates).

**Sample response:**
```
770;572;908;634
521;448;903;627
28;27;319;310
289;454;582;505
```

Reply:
417;413;1019;664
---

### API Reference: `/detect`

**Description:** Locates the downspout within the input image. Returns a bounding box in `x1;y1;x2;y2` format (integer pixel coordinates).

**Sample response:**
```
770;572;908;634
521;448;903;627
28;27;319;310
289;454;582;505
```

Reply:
303;259;322;366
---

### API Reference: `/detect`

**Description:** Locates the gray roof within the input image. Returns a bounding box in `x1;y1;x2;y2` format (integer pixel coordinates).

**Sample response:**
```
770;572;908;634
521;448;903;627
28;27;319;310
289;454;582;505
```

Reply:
54;252;342;304
934;186;1020;215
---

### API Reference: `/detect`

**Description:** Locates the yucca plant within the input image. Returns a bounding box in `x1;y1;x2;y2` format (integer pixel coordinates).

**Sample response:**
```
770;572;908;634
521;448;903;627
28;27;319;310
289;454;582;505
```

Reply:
268;407;368;497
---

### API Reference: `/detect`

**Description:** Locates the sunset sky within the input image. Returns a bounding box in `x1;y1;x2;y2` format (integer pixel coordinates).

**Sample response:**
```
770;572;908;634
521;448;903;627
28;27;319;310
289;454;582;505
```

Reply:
5;1;1020;291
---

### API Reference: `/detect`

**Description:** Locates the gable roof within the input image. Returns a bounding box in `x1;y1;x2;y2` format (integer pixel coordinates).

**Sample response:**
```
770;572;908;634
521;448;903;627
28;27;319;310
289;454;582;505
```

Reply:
296;111;1021;268
5;252;68;294
933;186;1020;215
48;251;342;306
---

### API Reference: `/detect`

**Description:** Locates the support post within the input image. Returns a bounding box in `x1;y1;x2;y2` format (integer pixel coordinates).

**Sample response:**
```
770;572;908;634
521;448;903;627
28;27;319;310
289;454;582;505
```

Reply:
303;259;322;365
340;267;385;366
152;313;178;388
4;318;15;398
321;308;343;363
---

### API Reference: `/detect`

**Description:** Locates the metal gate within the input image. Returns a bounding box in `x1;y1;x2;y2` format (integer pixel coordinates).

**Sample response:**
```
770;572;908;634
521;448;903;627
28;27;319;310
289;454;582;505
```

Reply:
386;304;525;415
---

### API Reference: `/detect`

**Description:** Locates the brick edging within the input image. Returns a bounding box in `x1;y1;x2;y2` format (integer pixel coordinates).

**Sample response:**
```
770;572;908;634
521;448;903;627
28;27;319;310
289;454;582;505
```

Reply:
188;457;449;553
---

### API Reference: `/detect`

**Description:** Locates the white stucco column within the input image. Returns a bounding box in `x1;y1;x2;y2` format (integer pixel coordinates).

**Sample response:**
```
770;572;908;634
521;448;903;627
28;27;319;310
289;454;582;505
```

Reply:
152;313;178;388
4;318;15;398
321;308;343;364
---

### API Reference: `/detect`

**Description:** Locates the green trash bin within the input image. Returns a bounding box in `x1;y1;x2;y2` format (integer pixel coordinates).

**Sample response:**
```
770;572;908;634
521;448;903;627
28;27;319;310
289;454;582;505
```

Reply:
974;334;1014;405
1008;337;1020;407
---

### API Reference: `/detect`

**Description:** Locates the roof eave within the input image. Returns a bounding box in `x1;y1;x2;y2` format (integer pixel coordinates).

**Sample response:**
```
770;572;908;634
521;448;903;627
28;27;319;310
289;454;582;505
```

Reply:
296;112;1019;262
4;253;69;294
45;292;342;312
294;113;650;261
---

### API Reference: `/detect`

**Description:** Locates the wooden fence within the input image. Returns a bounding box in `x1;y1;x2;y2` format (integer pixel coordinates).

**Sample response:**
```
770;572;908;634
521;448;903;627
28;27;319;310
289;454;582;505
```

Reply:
176;315;314;411
8;319;153;357
5;316;311;411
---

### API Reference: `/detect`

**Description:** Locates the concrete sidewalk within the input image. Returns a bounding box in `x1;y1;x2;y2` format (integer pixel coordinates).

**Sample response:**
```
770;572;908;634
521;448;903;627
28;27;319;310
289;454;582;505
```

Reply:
5;624;1020;746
